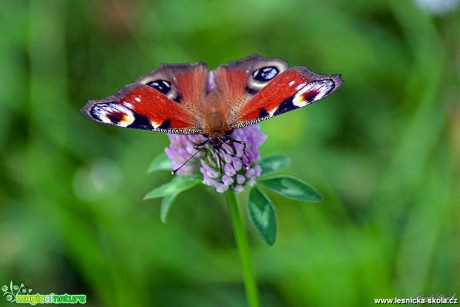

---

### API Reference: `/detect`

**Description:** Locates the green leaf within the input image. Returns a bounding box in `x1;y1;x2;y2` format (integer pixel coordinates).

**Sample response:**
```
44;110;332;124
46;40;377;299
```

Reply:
259;175;322;202
248;187;277;246
146;152;171;174
259;154;290;177
160;193;179;224
144;176;200;200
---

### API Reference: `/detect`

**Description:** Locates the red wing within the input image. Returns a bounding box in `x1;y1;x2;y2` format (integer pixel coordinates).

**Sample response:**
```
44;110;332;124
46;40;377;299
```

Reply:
212;55;343;128
232;67;343;128
81;84;202;134
82;63;211;134
212;55;289;110
137;62;209;116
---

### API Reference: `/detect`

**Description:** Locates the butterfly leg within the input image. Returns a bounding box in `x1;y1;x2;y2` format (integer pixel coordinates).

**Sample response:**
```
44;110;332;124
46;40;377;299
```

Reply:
193;139;209;150
217;137;248;172
220;141;238;158
226;135;250;169
218;134;241;158
215;149;225;173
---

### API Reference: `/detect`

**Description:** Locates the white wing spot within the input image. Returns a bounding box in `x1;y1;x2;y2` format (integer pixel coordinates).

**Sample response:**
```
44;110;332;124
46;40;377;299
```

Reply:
134;97;141;103
296;83;306;91
92;103;135;127
289;81;295;86
292;80;334;108
123;102;133;109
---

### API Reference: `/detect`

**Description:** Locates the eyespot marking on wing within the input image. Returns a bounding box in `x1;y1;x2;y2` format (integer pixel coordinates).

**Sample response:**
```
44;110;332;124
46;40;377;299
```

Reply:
252;66;279;82
292;79;335;107
248;64;286;91
143;79;181;102
90;103;135;127
146;80;171;94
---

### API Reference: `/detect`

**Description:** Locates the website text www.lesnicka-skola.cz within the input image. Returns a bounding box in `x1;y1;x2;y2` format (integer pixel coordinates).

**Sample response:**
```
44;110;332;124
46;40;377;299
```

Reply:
374;294;458;305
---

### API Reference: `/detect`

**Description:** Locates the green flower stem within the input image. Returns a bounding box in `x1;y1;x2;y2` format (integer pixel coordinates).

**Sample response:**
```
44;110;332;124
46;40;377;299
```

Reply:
225;190;260;307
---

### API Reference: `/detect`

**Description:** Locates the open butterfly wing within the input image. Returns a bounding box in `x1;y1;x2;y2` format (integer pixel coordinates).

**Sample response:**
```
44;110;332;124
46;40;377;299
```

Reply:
81;63;210;134
212;55;289;112
233;67;343;128
212;55;343;129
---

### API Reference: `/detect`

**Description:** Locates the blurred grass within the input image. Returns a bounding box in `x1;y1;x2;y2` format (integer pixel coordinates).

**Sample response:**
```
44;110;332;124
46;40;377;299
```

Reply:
0;0;459;306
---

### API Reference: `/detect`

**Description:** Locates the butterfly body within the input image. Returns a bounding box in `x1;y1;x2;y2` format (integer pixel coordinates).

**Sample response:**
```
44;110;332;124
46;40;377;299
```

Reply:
82;55;343;147
200;90;231;139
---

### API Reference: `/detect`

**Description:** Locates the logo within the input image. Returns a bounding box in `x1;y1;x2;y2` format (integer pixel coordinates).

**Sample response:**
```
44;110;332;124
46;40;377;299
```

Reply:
2;281;86;305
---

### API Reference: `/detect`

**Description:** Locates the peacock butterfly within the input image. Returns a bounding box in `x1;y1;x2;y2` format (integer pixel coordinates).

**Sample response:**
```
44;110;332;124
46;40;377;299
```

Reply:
82;55;343;171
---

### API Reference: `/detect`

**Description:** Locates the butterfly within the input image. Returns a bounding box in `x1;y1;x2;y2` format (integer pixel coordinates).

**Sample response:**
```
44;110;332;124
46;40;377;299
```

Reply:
82;55;343;171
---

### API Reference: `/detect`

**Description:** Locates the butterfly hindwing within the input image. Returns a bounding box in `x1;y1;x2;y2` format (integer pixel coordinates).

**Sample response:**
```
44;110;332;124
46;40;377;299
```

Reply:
137;62;209;115
212;55;289;112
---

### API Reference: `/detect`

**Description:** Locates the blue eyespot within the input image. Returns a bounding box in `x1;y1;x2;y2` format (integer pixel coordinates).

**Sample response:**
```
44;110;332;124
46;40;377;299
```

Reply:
252;66;279;82
147;80;171;94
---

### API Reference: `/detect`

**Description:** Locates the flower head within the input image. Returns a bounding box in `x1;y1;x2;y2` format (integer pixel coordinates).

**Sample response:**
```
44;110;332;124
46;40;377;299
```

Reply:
165;125;266;193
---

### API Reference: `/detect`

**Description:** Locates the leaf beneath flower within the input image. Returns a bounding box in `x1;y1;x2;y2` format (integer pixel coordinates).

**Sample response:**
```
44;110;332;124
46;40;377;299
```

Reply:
144;176;200;200
259;154;290;177
259;175;322;202
248;187;277;246
160;193;179;224
146;153;172;174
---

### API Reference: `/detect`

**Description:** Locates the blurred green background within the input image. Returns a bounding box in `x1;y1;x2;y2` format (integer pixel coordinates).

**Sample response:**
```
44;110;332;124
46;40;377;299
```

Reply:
1;0;459;306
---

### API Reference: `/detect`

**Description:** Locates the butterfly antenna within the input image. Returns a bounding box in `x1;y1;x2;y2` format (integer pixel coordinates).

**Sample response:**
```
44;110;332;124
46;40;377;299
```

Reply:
172;146;206;175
